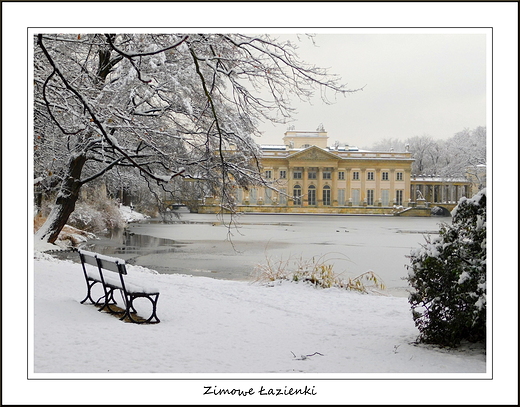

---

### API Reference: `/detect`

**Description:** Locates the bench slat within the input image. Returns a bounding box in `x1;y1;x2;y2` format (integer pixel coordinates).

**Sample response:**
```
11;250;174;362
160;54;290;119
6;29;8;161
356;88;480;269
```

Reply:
96;257;125;274
80;252;99;267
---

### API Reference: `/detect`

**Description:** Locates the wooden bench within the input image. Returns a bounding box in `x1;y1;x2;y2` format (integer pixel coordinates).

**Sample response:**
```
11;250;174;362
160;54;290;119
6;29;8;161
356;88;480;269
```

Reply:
78;249;160;324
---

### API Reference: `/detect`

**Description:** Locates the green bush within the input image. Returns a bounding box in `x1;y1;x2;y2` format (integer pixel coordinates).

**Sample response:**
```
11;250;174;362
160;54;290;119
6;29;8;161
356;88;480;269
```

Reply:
406;189;487;347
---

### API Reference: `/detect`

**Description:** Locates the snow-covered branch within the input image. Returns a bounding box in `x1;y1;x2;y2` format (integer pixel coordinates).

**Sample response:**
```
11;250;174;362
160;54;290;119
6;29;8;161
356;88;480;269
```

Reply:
34;33;357;242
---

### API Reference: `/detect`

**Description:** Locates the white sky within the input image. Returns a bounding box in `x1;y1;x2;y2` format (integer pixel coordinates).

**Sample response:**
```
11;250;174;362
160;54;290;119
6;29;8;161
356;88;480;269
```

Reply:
256;32;488;148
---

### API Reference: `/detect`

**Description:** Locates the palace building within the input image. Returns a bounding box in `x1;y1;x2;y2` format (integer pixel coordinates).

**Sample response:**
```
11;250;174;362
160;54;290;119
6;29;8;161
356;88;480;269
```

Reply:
196;130;474;216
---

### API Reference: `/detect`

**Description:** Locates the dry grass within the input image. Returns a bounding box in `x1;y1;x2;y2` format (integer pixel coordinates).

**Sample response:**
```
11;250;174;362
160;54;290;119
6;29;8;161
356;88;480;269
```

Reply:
33;215;46;232
34;216;96;246
251;252;386;294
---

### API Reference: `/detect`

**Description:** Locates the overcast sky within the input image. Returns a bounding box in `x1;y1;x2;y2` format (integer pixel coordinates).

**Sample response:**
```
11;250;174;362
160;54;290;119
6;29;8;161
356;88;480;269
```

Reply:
257;32;488;148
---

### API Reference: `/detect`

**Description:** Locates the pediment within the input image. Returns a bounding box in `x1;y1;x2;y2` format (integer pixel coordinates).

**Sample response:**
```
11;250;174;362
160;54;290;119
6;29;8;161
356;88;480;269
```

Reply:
288;146;339;161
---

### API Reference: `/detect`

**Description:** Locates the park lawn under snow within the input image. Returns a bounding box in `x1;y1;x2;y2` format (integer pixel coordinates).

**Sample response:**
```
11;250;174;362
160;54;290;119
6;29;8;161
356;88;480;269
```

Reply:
32;249;486;376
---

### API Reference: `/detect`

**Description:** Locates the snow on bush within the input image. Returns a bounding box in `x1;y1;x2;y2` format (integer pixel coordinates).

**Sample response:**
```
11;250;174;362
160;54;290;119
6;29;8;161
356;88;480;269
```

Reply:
406;189;486;347
118;204;148;223
67;199;125;233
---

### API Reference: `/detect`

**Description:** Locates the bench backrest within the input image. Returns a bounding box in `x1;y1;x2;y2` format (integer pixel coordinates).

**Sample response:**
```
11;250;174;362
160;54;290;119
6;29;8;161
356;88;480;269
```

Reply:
96;256;127;275
79;251;100;268
78;250;127;275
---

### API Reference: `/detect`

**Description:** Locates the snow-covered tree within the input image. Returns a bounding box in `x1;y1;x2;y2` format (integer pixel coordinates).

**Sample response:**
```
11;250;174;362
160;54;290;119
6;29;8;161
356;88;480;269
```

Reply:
444;126;487;179
406;188;487;347
366;127;486;181
34;33;358;243
367;137;407;152
407;134;437;175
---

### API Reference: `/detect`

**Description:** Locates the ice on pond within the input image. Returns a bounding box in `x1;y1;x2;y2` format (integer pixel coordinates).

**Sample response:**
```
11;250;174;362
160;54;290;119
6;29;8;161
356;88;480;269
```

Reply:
82;213;445;297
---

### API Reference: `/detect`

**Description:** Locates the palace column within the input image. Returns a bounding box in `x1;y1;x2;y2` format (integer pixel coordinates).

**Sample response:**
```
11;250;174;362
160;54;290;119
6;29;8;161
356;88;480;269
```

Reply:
302;167;308;206
287;165;294;206
316;167;322;206
272;166;279;204
345;168;351;204
389;169;395;204
332;167;338;206
375;168;381;204
404;169;412;203
360;168;366;204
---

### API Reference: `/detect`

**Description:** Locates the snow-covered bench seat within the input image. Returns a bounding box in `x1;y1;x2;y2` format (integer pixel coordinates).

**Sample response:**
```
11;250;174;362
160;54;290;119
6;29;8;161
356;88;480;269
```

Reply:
78;249;160;324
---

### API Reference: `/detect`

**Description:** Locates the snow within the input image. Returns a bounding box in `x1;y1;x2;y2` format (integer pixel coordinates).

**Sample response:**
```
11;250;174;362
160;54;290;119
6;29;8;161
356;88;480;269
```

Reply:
7;207;514;404
118;204;148;223
451;187;486;217
25;243;494;403
33;249;487;375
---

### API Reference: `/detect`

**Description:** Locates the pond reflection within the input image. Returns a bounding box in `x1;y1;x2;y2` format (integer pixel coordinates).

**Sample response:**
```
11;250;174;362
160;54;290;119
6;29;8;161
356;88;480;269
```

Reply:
51;226;190;264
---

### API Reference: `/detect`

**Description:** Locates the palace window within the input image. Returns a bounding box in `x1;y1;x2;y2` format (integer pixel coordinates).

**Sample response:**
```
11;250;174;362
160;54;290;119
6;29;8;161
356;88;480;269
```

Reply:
250;188;257;204
338;189;346;206
396;172;403;181
293;185;302;205
308;185;316;205
367;189;374;205
279;170;286;179
367;171;374;181
396;190;403;206
279;188;287;205
353;171;360;180
323;170;331;179
381;189;389;206
265;188;272;204
308;170;317;179
338;171;345;180
293;170;302;179
382;172;389;181
351;189;360;205
323;185;331;206
265;170;272;179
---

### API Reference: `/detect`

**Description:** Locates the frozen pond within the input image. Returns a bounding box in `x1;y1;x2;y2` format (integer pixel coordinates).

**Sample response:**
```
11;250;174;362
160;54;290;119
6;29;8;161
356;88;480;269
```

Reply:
79;211;449;297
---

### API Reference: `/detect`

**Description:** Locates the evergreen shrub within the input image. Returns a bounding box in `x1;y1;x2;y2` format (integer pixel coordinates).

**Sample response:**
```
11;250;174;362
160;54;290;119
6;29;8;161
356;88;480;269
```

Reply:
406;189;487;347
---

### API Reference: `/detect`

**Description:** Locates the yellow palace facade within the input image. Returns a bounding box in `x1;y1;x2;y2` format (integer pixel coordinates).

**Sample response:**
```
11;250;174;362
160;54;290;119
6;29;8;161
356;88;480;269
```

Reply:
200;130;420;215
196;130;476;215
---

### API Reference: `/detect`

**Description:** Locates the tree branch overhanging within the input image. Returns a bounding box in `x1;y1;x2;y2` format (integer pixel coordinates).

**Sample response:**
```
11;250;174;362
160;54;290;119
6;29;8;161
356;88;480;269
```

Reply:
37;34;181;185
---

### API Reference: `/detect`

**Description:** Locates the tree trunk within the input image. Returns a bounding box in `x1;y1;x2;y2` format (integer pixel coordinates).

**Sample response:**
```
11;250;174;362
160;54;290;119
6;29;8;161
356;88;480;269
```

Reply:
35;153;87;243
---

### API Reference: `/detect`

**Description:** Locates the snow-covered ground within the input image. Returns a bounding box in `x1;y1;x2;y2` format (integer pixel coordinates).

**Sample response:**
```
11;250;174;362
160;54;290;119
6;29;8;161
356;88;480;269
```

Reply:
2;205;515;405
32;250;487;376
26;245;506;405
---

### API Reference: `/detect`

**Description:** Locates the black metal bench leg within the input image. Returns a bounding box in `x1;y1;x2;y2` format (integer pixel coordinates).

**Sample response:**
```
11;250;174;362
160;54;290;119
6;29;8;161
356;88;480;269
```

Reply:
123;294;160;324
98;288;123;314
81;280;103;304
147;294;161;324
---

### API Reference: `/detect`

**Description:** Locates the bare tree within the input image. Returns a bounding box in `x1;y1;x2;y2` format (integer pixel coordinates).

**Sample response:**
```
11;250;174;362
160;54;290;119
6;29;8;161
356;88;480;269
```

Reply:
368;137;406;152
407;135;436;175
408;128;486;178
34;33;359;243
445;127;486;175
